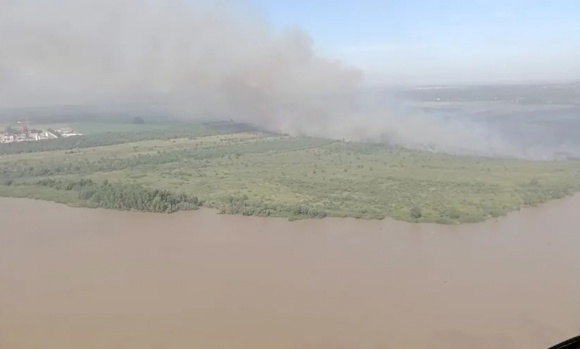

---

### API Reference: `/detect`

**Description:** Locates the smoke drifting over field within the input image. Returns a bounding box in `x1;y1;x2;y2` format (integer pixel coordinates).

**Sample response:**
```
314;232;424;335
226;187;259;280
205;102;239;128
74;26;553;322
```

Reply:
1;0;578;159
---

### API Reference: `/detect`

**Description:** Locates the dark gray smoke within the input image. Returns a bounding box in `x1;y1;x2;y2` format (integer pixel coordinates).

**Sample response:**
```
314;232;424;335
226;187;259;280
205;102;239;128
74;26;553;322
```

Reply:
1;0;578;160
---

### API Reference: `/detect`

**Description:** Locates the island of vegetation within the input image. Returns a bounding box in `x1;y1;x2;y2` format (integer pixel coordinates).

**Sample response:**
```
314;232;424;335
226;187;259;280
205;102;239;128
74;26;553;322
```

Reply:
1;119;580;224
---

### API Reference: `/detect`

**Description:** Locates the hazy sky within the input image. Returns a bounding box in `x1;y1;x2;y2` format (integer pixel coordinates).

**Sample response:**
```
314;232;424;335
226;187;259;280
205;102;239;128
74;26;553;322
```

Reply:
254;0;580;84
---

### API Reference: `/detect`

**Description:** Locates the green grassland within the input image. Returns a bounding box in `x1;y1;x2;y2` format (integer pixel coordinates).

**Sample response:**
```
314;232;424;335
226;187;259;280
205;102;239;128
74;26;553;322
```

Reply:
2;120;580;223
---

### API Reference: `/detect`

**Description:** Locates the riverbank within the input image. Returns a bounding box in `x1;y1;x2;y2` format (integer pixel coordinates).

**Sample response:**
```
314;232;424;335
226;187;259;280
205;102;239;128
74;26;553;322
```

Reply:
2;183;580;226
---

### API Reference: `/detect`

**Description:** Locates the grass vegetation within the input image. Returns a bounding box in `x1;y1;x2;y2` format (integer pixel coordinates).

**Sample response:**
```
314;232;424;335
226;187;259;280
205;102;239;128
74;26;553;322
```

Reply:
2;119;580;223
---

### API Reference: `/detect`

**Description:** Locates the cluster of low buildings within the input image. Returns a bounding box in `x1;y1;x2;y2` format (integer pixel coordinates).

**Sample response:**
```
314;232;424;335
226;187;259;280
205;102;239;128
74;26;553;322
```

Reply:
0;126;82;144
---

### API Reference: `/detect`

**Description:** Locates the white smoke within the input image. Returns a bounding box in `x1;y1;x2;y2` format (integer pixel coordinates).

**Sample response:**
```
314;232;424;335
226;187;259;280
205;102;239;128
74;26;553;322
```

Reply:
0;0;576;159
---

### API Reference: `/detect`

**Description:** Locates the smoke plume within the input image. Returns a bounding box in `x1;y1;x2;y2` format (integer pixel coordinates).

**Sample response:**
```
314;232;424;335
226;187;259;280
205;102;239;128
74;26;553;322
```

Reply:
1;0;578;159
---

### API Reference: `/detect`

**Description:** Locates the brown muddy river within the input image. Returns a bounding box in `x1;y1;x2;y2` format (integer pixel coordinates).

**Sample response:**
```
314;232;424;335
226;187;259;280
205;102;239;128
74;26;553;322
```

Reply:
1;197;579;349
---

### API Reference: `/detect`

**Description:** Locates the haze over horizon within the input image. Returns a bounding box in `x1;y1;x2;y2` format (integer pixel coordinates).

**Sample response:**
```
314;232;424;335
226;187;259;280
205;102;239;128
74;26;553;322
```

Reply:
1;0;578;101
1;0;579;159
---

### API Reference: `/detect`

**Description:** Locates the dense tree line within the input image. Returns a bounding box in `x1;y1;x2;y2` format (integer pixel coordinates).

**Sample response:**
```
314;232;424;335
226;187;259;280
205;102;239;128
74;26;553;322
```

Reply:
218;194;327;219
11;177;327;218
34;178;201;213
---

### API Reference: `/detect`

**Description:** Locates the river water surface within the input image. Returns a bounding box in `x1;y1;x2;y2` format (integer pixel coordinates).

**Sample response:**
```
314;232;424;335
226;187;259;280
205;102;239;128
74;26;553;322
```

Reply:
1;197;579;349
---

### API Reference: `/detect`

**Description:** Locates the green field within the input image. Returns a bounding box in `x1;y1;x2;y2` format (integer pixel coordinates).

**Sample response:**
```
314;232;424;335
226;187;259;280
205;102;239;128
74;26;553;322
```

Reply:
2;120;580;223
